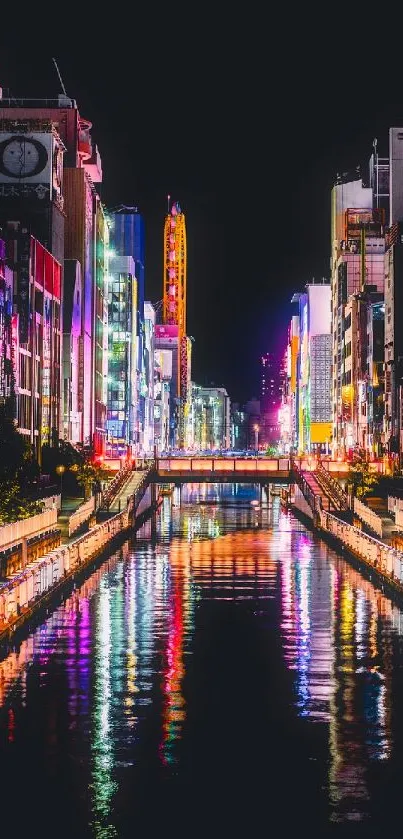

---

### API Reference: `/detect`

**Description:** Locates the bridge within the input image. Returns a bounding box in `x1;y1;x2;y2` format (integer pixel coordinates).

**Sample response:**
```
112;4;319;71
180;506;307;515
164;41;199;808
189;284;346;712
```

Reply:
154;456;292;483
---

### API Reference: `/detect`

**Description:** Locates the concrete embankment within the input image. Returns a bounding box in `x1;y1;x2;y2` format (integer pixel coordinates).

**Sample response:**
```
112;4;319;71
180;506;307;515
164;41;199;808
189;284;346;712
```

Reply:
0;483;159;647
289;486;403;603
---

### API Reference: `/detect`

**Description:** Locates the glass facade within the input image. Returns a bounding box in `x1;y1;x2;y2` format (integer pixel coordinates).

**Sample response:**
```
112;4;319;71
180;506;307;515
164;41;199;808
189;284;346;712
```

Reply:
106;257;137;455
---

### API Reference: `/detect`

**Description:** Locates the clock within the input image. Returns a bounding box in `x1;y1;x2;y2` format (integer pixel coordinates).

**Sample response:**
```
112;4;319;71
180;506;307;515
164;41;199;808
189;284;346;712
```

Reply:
0;135;49;179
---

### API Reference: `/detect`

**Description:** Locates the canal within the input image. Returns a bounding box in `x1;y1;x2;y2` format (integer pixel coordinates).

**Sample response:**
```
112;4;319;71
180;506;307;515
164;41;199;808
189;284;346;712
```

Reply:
1;482;403;837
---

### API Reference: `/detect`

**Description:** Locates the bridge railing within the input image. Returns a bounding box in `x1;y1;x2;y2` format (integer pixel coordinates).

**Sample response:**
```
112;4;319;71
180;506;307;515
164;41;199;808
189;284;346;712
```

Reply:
156;457;291;473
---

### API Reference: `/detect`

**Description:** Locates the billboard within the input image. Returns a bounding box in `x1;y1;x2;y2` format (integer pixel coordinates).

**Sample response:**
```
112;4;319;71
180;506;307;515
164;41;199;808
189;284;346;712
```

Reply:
155;323;179;340
0;132;53;200
307;284;331;337
17;231;31;344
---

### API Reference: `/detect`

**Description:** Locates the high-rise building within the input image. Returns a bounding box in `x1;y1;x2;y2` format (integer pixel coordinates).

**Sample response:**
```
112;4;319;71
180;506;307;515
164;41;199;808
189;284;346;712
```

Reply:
162;199;190;448
330;162;387;457
294;282;332;454
261;352;281;414
0;90;108;454
62;260;82;443
154;348;172;453
109;207;145;448
143;302;155;454
192;384;230;450
0;237;14;407
384;129;403;464
4;225;62;458
106;255;137;457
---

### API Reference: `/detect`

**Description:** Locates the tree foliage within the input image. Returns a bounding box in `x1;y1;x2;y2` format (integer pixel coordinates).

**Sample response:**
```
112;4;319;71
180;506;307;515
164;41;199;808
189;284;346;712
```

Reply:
0;404;41;524
0;478;42;525
348;457;379;500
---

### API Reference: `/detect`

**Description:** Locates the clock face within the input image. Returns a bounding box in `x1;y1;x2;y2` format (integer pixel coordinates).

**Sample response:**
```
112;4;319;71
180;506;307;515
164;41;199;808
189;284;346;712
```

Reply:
0;135;49;179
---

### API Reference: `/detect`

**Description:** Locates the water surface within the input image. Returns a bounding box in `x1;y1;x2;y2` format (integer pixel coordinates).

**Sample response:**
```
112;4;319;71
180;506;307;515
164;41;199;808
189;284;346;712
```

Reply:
1;482;403;837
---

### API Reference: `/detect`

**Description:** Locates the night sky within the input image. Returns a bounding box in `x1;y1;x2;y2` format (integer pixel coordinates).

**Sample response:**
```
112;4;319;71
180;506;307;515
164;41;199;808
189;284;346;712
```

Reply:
1;32;403;404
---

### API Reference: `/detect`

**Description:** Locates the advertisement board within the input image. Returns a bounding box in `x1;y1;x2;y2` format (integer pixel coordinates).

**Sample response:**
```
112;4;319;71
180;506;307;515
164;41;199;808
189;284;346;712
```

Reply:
17;231;31;344
0;133;53;197
155;324;179;340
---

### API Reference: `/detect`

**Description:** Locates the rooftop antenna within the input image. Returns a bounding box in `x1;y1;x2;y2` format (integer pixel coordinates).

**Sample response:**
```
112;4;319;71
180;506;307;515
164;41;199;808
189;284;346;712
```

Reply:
52;58;67;96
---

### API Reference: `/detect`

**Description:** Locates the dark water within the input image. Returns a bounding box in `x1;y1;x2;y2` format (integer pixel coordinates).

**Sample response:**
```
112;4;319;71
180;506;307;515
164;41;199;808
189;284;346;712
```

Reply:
1;483;403;838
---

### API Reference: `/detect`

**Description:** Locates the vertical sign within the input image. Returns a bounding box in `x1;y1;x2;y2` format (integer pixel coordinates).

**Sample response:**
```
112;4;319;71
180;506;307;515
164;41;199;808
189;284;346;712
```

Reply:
17;232;31;344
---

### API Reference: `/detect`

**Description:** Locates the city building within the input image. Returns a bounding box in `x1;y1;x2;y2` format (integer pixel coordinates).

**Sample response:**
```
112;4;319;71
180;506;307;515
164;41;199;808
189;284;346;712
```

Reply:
192;384;230;450
0;237;14;407
384;129;403;465
109;207;145;448
0;90;108;454
143;302;155;454
230;403;247;450
154;348;172;453
330;156;388;458
106;255;137;458
162;200;189;448
62;260;82;443
4;225;62;459
294;282;332;454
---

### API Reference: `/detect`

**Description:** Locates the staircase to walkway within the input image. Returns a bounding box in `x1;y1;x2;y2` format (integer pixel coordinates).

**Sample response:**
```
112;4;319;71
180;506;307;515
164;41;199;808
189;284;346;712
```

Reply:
313;463;349;512
107;470;149;513
300;470;332;512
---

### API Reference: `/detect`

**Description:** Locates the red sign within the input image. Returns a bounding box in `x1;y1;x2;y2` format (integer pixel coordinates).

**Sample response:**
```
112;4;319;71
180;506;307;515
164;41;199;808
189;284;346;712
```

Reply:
155;324;179;339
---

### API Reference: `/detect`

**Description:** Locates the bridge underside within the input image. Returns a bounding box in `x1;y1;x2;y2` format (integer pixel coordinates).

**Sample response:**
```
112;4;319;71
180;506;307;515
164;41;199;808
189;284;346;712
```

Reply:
153;471;291;484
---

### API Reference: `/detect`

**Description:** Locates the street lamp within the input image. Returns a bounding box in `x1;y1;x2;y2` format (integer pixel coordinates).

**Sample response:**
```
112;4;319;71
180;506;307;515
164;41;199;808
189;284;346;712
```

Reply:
254;423;259;454
56;464;66;499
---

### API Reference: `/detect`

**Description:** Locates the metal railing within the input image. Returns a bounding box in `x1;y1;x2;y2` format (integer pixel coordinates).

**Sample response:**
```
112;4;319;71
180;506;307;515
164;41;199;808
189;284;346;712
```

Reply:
315;462;349;511
292;465;320;514
101;461;134;509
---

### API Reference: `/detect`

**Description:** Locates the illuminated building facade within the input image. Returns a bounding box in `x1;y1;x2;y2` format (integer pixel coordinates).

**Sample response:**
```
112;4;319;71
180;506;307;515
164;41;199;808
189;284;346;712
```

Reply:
109;208;145;447
230;404;247;450
154;348;172;453
0;92;108;454
62;260;82;442
162;200;189;448
331;155;388;457
143;302;155;454
294;282;332;454
279;315;300;453
4;226;62;458
106;256;137;456
0;238;14;406
383;129;403;464
192;384;230;450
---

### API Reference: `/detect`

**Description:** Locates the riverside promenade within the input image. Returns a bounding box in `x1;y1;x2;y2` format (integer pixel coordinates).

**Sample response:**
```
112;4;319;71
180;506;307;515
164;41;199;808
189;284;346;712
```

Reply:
291;463;403;602
0;468;153;645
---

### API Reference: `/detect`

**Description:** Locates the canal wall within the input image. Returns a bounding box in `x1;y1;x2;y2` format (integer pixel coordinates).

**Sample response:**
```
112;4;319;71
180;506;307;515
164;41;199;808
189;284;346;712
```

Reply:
0;484;159;644
292;485;314;521
290;476;403;601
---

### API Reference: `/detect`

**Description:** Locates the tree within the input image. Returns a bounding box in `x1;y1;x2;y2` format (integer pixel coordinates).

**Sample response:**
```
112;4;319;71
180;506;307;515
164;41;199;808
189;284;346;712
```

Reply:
0;402;32;482
75;461;105;501
0;477;42;525
348;457;379;500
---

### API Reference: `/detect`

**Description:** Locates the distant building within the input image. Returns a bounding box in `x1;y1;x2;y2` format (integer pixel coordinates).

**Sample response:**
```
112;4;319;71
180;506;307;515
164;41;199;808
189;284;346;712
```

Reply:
109;207;145;447
293;282;332;454
192;384;230;449
143;302;155;454
230;403;247;450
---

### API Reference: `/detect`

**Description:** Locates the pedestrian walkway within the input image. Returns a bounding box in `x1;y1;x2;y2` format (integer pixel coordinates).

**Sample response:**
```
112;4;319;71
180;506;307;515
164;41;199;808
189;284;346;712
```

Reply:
57;496;86;544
